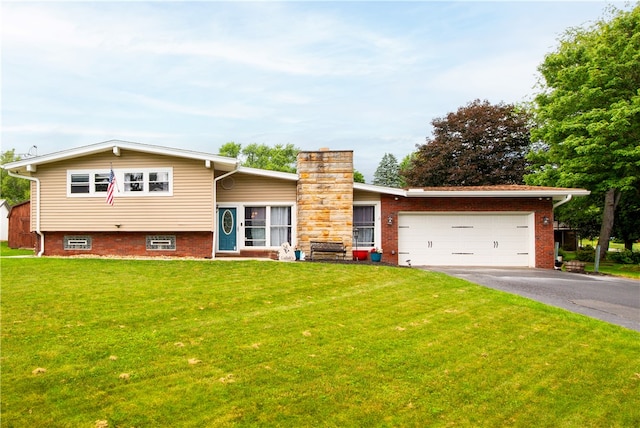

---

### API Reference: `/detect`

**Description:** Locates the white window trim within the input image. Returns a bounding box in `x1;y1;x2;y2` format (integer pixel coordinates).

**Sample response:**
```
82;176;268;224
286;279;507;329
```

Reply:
353;201;381;250
67;168;173;198
236;202;297;250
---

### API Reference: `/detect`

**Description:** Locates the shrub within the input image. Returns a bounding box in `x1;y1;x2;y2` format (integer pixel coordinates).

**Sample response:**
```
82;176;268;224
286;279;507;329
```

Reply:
576;245;595;262
607;250;640;264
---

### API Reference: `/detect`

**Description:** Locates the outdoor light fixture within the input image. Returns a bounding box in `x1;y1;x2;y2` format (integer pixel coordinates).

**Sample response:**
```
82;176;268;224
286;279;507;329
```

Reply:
387;215;393;225
543;216;550;226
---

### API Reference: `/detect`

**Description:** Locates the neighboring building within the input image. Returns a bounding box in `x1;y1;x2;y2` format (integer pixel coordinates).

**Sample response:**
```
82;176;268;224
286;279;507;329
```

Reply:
7;201;35;249
554;221;579;251
1;140;589;268
0;199;9;241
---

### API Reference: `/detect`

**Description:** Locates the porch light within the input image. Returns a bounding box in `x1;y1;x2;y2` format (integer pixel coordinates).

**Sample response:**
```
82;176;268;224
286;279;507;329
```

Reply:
542;216;550;226
387;215;393;225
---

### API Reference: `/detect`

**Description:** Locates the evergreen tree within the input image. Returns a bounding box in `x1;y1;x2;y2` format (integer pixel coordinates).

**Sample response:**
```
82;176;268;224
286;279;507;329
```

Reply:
373;153;402;188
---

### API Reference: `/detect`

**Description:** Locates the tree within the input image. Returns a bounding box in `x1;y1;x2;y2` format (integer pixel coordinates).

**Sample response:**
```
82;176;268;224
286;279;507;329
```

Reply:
1;149;31;205
613;191;640;251
219;142;242;159
353;170;365;183
398;154;413;188
526;5;640;257
373;153;402;188
403;99;532;187
554;196;603;242
218;142;299;173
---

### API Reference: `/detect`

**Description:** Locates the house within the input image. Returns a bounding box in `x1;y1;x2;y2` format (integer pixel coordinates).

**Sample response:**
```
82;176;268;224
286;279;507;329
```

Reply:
7;201;35;249
554;221;579;251
1;140;589;268
0;199;9;241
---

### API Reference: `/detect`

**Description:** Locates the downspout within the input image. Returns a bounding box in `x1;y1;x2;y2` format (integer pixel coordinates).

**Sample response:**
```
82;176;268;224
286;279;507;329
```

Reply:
211;164;240;259
553;194;572;209
8;170;44;256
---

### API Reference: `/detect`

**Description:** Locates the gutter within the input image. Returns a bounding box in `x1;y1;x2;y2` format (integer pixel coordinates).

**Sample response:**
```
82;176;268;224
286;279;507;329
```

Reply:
7;170;44;256
552;194;573;209
211;164;240;259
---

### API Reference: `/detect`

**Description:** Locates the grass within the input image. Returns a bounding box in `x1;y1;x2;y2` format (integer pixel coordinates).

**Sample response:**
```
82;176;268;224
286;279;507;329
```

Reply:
586;261;640;279
578;239;640;252
0;241;34;257
558;240;640;279
2;258;639;427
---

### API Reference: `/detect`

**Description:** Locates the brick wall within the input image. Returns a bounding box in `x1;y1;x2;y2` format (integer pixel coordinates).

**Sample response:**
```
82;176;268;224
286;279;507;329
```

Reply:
42;231;213;258
296;150;354;258
381;195;556;268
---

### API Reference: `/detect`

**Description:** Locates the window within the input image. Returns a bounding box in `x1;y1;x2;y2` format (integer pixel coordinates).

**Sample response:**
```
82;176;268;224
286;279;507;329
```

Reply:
124;172;144;192
70;174;90;194
245;207;266;246
64;235;92;250
244;206;292;247
149;172;170;192
94;173;110;192
353;205;375;248
270;207;292;246
68;168;173;197
146;235;176;250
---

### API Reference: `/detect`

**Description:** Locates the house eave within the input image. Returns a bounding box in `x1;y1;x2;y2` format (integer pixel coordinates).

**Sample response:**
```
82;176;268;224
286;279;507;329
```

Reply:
352;184;589;200
404;188;591;200
0;140;239;172
236;166;298;181
354;182;406;196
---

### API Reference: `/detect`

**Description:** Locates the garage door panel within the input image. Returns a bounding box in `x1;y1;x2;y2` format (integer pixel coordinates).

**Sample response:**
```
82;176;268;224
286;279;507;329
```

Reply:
398;213;533;267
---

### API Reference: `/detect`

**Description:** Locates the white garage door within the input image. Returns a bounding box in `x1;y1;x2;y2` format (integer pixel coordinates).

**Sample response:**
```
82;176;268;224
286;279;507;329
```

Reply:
398;213;534;267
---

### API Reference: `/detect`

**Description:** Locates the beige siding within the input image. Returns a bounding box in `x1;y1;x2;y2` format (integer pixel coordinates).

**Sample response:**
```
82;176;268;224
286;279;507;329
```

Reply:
216;173;296;203
36;151;214;232
354;189;381;202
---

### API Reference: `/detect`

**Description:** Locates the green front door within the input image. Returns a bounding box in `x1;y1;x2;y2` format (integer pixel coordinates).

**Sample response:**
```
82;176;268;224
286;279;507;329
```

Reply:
218;208;237;251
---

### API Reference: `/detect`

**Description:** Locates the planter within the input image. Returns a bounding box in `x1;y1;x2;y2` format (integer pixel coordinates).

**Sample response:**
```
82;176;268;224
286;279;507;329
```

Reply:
370;252;382;262
353;250;369;261
565;260;586;273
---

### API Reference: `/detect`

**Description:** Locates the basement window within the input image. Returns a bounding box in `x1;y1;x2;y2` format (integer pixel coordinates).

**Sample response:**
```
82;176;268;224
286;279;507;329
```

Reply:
64;235;92;250
146;235;176;251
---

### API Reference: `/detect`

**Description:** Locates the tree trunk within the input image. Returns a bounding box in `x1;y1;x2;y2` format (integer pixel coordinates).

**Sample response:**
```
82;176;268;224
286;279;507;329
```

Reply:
597;188;621;260
624;239;634;251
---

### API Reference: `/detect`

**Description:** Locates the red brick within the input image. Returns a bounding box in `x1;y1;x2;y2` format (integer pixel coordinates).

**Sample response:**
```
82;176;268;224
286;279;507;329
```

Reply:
381;195;555;269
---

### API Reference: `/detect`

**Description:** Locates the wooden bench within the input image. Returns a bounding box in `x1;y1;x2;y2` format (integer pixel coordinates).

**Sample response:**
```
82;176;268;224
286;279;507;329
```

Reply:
310;241;347;261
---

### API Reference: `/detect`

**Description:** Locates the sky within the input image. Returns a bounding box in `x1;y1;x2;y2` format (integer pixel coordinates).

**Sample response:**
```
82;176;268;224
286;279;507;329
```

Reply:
1;1;618;181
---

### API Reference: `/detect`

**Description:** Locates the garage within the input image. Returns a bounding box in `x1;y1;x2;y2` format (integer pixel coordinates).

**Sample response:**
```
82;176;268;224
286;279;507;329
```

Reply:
397;212;534;267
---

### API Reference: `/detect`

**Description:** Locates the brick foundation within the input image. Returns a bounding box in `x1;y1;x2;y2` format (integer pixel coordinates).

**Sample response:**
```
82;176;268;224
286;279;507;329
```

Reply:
381;195;556;269
41;231;213;258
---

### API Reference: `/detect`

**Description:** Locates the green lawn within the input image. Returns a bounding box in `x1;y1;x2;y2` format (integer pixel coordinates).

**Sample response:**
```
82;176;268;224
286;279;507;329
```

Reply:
2;258;639;427
586;261;640;279
0;241;34;257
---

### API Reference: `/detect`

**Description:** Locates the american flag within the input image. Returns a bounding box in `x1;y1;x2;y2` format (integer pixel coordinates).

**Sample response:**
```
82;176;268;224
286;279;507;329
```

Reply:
106;168;116;205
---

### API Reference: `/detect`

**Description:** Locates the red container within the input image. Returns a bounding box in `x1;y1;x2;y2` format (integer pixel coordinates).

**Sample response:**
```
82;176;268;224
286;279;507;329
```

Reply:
353;250;369;261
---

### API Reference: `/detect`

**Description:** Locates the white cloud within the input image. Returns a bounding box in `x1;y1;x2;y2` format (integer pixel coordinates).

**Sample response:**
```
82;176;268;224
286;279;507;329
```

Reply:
1;1;613;181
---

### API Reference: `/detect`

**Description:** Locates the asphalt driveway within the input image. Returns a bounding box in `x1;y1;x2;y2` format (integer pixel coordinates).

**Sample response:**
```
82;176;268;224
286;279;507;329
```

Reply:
425;267;640;332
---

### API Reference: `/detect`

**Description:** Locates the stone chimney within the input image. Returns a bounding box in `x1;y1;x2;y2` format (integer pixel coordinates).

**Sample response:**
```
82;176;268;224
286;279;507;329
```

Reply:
297;150;354;258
